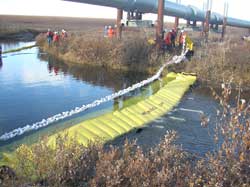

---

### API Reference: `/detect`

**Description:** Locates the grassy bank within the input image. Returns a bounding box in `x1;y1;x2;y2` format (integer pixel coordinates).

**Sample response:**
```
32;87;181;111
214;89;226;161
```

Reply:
36;32;164;73
173;30;250;87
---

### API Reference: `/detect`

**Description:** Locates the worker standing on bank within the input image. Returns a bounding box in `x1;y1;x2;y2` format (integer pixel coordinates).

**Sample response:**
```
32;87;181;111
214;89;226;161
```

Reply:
165;30;172;51
108;26;114;38
61;29;68;39
171;29;177;48
179;30;185;50
53;31;60;44
181;31;194;60
46;29;53;46
103;26;108;37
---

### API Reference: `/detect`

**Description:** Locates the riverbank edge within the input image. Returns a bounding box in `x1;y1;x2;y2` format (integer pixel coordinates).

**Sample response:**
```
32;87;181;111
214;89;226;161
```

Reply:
38;43;165;74
0;29;42;42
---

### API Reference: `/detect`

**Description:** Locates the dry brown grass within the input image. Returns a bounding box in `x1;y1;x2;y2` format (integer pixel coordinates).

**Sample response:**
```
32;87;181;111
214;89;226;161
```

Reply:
36;31;163;72
176;28;250;87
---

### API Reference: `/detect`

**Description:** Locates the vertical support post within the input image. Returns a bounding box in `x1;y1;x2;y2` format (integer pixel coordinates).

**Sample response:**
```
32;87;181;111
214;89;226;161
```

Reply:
215;24;219;31
156;0;164;49
248;28;250;35
116;9;123;40
221;17;227;41
204;0;212;41
186;20;191;27
201;1;206;36
204;10;211;41
202;21;205;36
221;1;228;41
174;17;179;30
174;0;180;30
193;21;197;27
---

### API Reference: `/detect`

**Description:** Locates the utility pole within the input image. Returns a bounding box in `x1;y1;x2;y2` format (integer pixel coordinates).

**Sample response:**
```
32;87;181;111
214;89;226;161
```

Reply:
221;2;229;41
156;0;165;49
174;0;181;30
116;9;123;40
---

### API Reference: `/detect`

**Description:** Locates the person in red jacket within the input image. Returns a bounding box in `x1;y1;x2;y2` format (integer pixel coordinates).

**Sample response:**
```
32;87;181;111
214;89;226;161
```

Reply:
53;31;60;44
165;31;172;51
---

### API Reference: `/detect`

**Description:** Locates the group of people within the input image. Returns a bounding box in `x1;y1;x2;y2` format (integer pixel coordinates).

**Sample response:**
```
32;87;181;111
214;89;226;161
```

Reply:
46;29;68;45
103;25;116;38
164;28;194;59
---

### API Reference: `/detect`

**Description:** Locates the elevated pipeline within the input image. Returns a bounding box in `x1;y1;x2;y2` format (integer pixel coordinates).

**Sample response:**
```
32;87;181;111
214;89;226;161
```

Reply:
64;0;250;29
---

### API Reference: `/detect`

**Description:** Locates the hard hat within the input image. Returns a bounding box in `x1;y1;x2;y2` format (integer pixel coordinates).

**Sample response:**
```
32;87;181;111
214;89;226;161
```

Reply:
48;28;50;31
108;26;112;29
62;29;66;33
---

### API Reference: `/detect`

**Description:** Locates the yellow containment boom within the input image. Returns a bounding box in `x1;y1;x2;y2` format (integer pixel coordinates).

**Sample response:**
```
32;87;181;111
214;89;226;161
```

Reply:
48;72;196;146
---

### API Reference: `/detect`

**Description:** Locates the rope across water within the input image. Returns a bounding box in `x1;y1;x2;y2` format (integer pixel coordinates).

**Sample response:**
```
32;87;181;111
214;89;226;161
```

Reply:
0;50;188;141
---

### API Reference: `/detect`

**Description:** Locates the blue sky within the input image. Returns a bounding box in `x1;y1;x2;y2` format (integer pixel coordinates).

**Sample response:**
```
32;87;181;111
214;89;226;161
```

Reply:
0;0;249;21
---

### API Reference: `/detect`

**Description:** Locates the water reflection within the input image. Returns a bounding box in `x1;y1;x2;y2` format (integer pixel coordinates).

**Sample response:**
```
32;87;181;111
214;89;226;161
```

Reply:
0;56;2;70
0;45;2;70
0;41;35;51
38;50;149;91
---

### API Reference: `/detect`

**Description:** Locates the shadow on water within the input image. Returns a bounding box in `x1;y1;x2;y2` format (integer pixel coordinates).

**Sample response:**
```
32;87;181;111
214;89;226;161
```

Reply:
0;56;2;70
38;49;149;92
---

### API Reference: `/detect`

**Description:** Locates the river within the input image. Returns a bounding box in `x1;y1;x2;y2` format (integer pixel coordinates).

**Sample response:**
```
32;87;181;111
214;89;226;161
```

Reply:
0;41;220;155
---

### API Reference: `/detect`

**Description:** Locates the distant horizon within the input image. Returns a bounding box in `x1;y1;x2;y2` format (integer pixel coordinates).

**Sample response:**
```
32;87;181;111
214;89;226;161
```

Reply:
0;14;116;20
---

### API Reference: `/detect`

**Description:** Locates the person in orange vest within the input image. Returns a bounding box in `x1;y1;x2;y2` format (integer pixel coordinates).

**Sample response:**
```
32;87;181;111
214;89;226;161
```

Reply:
108;26;114;38
179;30;185;49
164;30;172;51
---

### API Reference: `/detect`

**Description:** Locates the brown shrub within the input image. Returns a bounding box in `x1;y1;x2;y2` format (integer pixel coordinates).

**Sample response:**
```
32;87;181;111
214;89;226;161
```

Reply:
36;32;161;71
182;37;250;86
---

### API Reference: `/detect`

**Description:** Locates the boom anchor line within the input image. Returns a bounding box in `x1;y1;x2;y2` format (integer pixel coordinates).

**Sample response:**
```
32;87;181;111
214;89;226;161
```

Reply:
0;47;188;141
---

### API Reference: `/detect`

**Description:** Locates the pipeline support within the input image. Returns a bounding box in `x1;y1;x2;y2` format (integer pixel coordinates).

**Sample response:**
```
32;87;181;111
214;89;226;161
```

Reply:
204;10;211;41
156;0;164;48
174;17;179;30
221;17;227;41
116;9;123;40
